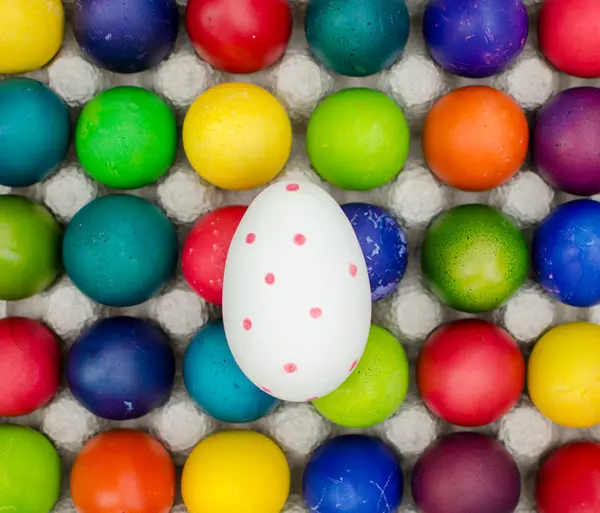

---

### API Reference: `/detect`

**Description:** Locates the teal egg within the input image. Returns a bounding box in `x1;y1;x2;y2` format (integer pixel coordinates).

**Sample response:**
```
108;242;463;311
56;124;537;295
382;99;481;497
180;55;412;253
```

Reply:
421;204;529;313
183;321;279;423
0;78;70;187
305;0;410;77
63;195;178;307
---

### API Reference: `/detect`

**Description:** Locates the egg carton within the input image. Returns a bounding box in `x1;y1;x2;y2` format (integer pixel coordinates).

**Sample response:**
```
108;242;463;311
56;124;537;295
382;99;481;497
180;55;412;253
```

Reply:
2;0;599;511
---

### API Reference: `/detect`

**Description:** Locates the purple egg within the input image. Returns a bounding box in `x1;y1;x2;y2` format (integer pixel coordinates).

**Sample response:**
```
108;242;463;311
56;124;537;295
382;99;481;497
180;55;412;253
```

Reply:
534;87;600;196
412;432;521;513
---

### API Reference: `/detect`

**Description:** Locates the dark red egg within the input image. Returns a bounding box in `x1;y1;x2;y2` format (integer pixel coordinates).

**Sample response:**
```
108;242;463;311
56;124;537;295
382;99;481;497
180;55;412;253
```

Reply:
417;319;525;427
537;441;600;513
185;0;293;74
0;317;61;417
182;206;247;305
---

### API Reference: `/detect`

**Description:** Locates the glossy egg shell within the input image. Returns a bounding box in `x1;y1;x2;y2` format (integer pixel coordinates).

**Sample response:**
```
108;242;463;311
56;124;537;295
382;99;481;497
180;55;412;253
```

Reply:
303;435;403;513
536;442;600;513
532;199;600;307
186;0;292;74
342;202;408;301
183;321;278;423
0;317;61;417
182;206;248;305
222;180;372;402
423;0;528;78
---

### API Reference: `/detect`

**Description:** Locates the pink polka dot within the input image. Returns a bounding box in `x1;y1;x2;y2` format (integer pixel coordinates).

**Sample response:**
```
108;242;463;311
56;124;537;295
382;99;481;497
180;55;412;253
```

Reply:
261;386;272;394
243;318;252;331
310;307;322;319
283;363;297;373
349;359;358;372
349;264;358;277
246;233;256;244
306;396;319;402
286;183;300;192
265;273;275;285
294;233;306;246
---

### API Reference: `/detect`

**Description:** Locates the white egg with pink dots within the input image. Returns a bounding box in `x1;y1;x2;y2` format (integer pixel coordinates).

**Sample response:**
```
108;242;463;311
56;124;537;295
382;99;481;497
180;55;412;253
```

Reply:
223;180;372;402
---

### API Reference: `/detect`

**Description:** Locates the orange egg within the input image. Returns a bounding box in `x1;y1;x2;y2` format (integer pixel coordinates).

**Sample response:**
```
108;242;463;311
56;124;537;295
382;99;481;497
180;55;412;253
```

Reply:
422;86;529;192
70;429;175;513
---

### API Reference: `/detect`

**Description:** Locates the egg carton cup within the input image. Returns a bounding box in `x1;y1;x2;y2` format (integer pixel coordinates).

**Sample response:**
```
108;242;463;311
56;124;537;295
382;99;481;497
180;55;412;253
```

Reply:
1;0;598;511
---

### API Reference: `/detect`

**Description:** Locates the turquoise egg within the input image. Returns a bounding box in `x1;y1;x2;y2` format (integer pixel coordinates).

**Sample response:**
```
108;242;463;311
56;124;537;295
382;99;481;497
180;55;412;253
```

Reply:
0;78;70;187
63;194;178;307
183;321;279;423
305;0;410;77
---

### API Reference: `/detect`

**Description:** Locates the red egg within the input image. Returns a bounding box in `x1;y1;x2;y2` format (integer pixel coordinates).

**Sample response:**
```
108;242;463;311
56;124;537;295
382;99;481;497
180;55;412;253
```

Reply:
182;206;247;305
417;319;525;427
185;0;293;74
0;317;61;416
537;442;600;513
539;0;600;78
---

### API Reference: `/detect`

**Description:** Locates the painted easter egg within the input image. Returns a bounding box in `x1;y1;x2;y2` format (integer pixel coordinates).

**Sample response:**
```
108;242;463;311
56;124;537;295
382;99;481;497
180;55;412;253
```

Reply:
341;202;408;301
533;87;600;196
412;432;521;513
303;435;403;513
73;0;179;74
424;0;528;78
537;441;600;513
539;0;600;78
0;78;70;188
222;180;372;402
532;199;600;307
186;0;292;74
0;0;64;75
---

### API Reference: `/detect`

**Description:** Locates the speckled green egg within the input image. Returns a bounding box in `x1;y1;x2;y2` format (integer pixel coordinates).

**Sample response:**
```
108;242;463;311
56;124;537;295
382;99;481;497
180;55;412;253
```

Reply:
421;204;529;313
63;194;178;307
312;324;409;428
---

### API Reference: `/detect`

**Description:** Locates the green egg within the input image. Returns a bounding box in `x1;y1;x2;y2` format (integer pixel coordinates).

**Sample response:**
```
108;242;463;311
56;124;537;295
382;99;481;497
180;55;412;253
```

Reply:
0;425;61;513
0;195;62;301
306;88;410;191
313;324;409;428
421;204;529;313
75;86;177;190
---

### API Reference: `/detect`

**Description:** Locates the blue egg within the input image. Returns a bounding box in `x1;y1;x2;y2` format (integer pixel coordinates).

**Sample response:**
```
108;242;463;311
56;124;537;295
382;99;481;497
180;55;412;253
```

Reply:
73;0;179;74
532;199;600;308
63;194;178;307
303;435;403;513
183;321;279;423
0;78;70;187
423;0;528;78
342;203;408;301
67;316;176;420
305;0;409;77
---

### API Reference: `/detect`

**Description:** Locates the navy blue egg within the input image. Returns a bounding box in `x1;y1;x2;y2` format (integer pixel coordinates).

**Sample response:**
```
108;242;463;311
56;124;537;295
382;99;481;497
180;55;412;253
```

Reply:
305;0;410;77
0;78;70;187
423;0;528;78
67;316;176;420
342;203;408;301
183;321;279;423
73;0;179;74
63;194;178;308
303;435;403;513
532;199;600;308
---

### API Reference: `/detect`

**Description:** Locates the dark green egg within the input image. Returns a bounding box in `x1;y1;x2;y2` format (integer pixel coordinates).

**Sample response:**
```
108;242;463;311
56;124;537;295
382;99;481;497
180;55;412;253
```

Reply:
421;204;529;313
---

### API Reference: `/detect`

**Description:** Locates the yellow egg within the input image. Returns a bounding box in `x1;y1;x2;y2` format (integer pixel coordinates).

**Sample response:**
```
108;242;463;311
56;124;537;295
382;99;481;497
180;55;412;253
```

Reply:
183;82;292;190
528;321;600;428
182;430;290;513
0;0;64;74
